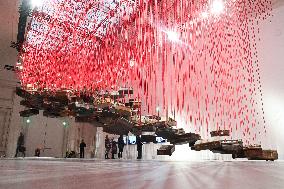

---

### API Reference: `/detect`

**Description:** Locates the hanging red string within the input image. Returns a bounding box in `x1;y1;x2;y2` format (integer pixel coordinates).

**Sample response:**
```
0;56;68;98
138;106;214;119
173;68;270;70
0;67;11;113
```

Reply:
18;0;272;144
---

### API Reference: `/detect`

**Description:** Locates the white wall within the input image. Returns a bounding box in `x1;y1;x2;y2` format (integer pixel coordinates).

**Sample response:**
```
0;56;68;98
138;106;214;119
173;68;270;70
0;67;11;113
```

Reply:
258;4;284;159
65;121;98;158
0;0;22;157
0;0;19;81
22;112;66;157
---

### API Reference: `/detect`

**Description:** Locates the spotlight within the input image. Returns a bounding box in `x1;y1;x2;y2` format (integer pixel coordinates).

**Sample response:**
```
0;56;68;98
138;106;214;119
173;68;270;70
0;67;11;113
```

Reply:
62;121;67;126
31;0;43;8
166;31;179;42
211;0;224;15
26;119;31;124
156;106;160;112
201;11;209;19
129;59;135;67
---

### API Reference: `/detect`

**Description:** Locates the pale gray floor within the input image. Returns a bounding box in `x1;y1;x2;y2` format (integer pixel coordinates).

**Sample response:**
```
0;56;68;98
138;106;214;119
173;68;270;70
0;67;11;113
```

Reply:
0;159;283;189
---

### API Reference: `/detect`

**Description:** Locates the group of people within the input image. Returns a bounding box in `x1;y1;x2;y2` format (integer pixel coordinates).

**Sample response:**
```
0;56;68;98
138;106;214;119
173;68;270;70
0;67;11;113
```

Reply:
14;132;143;159
80;135;126;159
105;135;143;159
104;135;123;159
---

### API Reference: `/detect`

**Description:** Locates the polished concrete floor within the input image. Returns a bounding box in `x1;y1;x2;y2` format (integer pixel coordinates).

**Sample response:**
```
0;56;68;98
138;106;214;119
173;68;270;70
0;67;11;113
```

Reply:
0;159;283;189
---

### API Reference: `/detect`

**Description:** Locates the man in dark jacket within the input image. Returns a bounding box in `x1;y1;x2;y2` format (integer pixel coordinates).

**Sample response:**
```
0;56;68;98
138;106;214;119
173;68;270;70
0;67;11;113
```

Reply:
136;135;143;159
15;132;25;157
118;135;125;159
79;139;86;158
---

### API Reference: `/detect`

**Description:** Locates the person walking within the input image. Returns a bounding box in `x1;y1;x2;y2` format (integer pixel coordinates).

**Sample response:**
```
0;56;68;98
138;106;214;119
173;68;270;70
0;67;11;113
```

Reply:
15;132;25;157
105;135;111;159
80;139;86;158
117;135;125;159
136;135;143;159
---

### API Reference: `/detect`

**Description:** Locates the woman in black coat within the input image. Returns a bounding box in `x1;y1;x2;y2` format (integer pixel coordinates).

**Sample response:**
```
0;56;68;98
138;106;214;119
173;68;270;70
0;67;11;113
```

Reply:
117;135;125;159
111;139;117;159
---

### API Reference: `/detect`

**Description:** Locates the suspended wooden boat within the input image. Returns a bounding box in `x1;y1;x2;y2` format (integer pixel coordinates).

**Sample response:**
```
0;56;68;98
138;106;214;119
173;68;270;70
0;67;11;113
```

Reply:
118;88;133;96
170;133;201;146
114;104;131;117
157;145;175;156
193;140;222;151
210;130;230;137
16;87;31;98
166;118;177;127
60;109;76;117
155;127;176;139
211;140;244;158
244;146;278;161
20;108;39;117
103;124;130;135
43;110;61;118
116;117;134;129
261;150;278;161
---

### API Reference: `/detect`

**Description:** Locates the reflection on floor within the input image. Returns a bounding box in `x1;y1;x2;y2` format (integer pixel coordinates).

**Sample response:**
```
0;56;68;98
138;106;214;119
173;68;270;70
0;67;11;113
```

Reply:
0;159;283;189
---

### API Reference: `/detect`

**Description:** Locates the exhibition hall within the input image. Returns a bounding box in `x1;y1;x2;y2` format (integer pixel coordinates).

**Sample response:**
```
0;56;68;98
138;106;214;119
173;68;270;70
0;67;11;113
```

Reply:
0;0;283;188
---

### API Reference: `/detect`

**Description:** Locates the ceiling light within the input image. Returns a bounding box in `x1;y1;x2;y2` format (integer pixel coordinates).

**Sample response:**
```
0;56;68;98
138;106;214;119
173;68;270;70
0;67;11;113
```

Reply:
156;106;160;112
31;0;43;8
166;31;179;42
201;11;209;19
129;59;135;67
211;0;224;15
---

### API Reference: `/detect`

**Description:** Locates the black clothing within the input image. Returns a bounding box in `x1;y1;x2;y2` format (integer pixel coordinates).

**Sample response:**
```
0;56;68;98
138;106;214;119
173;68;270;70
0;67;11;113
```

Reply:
17;135;24;146
15;134;25;157
118;136;125;149
80;141;86;149
136;136;143;159
118;148;123;159
137;149;142;159
15;146;26;157
118;136;125;158
80;148;85;158
80;141;86;158
111;141;117;159
105;137;111;159
35;148;40;157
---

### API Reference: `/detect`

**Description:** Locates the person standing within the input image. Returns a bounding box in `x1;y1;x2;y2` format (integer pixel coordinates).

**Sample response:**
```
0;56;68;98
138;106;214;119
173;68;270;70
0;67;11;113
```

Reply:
105;135;111;159
136;135;143;159
117;135;125;159
80;139;86;158
15;132;25;157
111;139;117;159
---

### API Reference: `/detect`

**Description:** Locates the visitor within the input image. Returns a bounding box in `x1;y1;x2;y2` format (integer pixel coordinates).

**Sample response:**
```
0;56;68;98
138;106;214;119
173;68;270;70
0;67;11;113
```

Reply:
118;135;125;159
80;139;86;158
136;135;143;159
34;148;40;157
105;135;111;159
15;132;25;157
111;138;117;159
65;150;76;158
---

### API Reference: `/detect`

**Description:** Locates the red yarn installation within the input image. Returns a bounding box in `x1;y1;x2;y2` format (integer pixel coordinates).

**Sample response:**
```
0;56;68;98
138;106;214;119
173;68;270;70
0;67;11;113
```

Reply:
18;0;272;144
